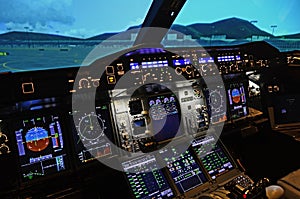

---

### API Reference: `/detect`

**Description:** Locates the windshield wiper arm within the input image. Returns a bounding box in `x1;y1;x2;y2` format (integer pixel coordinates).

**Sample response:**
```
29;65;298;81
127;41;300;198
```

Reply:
134;0;186;46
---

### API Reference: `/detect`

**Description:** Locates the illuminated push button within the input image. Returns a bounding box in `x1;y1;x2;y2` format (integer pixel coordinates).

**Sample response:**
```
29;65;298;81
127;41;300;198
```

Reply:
118;70;125;75
273;85;280;92
22;82;34;94
267;86;273;93
106;66;115;75
107;75;116;84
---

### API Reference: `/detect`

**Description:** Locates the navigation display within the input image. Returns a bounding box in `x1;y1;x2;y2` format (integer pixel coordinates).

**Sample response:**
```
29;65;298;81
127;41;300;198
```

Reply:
72;104;114;164
191;135;234;180
204;86;227;124
159;145;208;193
14;113;68;182
122;155;174;199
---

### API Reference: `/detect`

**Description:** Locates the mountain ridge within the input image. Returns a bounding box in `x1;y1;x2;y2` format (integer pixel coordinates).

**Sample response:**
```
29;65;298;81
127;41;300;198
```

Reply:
0;17;299;41
170;17;273;39
0;31;81;41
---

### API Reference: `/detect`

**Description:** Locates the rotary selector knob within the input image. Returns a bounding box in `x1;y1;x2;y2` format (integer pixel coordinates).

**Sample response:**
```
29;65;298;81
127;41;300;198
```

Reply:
0;144;10;155
175;67;182;75
0;132;8;144
185;65;193;74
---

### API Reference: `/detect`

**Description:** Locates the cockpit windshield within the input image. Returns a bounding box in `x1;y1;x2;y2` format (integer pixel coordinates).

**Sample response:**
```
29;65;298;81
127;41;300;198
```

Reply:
1;2;300;198
0;0;299;73
0;0;152;38
173;0;300;49
0;1;152;73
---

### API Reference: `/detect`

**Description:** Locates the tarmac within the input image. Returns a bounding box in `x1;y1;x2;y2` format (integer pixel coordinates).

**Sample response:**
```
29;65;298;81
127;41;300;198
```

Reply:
0;46;125;73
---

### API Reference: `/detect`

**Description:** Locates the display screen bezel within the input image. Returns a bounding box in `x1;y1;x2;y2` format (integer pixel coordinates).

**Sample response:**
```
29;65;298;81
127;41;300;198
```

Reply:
191;135;236;180
121;154;176;199
13;108;71;184
147;92;184;143
70;103;116;167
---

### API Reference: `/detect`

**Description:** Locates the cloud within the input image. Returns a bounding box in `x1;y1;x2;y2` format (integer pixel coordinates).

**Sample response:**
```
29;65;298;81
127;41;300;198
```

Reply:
0;0;74;31
63;28;98;38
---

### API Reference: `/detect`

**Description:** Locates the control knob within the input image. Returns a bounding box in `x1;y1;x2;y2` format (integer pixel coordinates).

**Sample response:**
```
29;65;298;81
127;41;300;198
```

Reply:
175;67;182;75
0;132;8;144
0;144;10;155
185;65;193;75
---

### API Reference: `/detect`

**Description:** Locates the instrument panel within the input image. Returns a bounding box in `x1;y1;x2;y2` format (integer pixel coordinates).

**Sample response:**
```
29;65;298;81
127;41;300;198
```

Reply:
0;41;282;198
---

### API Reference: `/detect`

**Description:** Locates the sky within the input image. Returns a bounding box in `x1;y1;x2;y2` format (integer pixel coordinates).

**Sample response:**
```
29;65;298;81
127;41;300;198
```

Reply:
175;0;300;36
0;0;299;38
